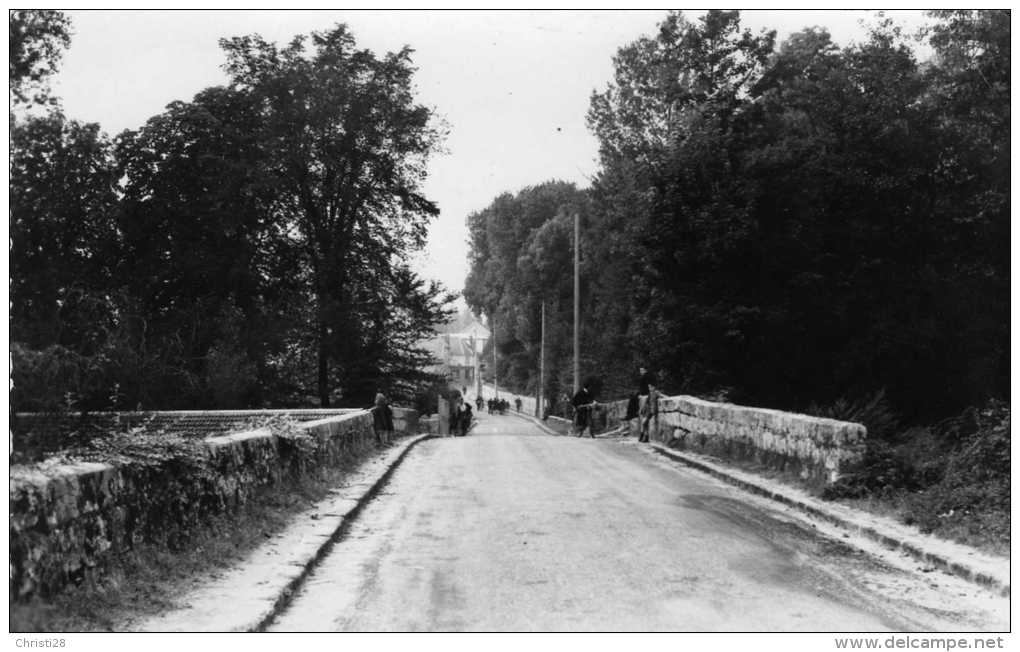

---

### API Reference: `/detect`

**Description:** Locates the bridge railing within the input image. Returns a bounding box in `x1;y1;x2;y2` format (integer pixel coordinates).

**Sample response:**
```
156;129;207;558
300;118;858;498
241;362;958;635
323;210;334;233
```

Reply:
601;393;865;486
484;381;865;487
10;406;422;601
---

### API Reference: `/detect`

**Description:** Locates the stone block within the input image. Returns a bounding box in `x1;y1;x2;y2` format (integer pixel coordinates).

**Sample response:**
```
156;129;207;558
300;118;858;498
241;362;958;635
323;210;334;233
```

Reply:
659;394;865;488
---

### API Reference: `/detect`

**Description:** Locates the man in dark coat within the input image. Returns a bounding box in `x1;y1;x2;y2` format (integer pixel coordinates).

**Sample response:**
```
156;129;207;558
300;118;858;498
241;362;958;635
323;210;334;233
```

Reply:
373;391;394;445
636;366;657;442
459;403;473;436
571;383;595;438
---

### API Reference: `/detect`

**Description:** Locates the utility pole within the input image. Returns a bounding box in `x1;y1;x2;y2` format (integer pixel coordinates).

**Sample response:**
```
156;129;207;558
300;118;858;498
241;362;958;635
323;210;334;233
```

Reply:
492;318;498;399
470;332;480;399
538;300;545;418
573;211;580;395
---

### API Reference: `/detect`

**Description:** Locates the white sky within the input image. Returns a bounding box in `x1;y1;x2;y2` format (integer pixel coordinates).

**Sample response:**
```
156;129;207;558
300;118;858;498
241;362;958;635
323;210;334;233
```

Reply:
50;9;930;296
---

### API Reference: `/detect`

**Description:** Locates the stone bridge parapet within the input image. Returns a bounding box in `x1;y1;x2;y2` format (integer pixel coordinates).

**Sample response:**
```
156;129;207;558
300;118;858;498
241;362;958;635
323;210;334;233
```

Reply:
599;395;865;486
479;381;864;483
9;407;419;602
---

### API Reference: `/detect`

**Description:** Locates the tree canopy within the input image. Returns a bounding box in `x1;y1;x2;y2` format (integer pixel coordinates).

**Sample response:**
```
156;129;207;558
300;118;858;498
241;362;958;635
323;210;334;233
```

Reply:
9;9;71;106
216;26;449;405
465;10;1009;424
10;20;454;412
10;10;1009;426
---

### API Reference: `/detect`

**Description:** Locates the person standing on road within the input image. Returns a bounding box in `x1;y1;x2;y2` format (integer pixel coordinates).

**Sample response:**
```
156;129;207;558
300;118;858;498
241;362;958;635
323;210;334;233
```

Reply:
476;394;484;412
514;396;522;413
459;402;473;436
636;366;657;442
373;391;394;446
571;382;596;438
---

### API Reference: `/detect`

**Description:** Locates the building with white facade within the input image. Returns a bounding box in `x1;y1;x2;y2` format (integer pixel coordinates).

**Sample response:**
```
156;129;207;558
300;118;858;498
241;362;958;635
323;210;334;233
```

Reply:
423;314;490;394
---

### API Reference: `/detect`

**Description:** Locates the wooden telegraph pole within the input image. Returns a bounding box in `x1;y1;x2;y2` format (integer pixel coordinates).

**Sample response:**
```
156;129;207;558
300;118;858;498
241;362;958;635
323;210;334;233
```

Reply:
538;301;545;418
573;211;579;395
492;318;498;399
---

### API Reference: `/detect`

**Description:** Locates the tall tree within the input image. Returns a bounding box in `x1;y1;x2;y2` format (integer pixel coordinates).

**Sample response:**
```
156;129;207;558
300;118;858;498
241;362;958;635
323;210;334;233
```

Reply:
464;181;588;403
9;111;124;412
919;10;1010;406
578;10;1008;418
586;10;776;396
218;25;448;405
115;86;302;407
10;113;118;349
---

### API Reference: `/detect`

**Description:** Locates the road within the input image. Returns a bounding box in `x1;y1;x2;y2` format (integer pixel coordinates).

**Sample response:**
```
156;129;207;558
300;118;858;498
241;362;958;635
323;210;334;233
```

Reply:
269;411;1007;632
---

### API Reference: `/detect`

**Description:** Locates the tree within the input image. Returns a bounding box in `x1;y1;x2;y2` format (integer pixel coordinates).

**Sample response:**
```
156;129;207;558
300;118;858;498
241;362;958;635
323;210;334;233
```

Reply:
586;10;776;397
918;10;1010;407
219;25;448;405
362;266;456;402
115;86;304;407
587;10;774;168
9;10;71;107
464;181;588;403
12;23;453;413
10;112;118;350
579;10;1008;419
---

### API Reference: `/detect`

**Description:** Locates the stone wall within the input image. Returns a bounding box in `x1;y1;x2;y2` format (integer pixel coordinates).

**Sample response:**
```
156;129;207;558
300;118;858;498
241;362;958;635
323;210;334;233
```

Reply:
599;395;865;486
419;415;440;434
11;409;363;463
476;383;863;482
9;408;419;601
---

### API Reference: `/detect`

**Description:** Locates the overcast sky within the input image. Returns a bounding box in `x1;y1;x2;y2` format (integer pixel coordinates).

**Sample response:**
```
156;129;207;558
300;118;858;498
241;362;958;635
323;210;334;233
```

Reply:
50;9;929;297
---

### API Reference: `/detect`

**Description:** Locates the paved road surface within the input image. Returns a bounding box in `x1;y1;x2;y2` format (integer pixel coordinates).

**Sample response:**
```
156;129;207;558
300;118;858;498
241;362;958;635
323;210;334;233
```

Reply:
269;411;1007;632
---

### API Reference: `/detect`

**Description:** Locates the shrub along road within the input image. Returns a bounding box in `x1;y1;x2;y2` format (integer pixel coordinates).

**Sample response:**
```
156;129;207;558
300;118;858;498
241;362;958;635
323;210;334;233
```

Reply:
268;412;1007;632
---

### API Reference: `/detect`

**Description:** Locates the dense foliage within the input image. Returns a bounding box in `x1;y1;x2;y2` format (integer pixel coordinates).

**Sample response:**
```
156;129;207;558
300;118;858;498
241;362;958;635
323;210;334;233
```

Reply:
464;181;590;404
11;16;454;412
824;400;1009;553
9;9;71;106
465;10;1008;426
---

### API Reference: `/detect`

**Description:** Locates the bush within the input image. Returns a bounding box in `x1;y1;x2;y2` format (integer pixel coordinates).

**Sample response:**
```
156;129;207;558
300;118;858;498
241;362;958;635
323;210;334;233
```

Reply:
11;342;95;413
823;438;922;500
901;401;1010;545
824;399;1009;552
808;389;899;440
263;417;318;478
704;387;741;403
411;378;450;416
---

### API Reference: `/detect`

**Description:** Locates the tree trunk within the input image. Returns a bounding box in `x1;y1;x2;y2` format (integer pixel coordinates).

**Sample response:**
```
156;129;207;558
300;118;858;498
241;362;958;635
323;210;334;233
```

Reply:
317;302;330;407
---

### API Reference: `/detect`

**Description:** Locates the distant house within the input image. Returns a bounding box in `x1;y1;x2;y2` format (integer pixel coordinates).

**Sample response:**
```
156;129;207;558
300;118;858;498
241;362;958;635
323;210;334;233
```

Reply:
423;312;490;392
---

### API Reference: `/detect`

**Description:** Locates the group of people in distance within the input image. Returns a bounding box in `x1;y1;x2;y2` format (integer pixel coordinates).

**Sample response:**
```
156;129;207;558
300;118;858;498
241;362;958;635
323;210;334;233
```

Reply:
571;366;657;441
485;397;511;414
451;392;522;436
467;395;525;416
